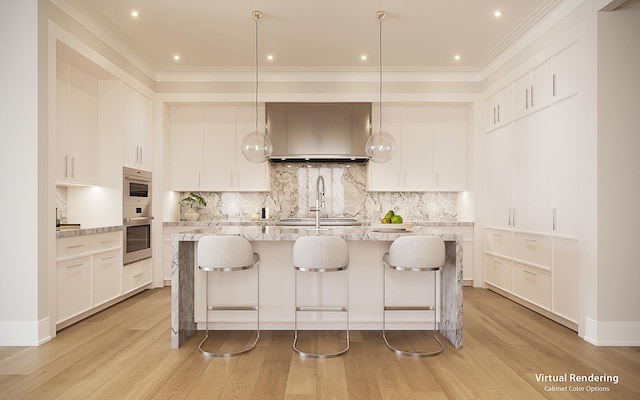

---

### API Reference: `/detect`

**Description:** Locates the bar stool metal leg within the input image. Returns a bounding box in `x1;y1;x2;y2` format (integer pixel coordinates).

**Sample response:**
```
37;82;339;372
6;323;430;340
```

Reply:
199;265;260;357
293;269;349;359
382;265;444;358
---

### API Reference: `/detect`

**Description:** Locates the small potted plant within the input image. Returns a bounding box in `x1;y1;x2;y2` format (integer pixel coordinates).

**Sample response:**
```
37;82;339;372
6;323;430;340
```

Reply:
179;193;207;221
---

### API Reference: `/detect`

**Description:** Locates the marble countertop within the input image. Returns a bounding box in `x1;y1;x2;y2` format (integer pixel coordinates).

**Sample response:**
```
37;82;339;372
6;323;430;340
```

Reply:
55;225;123;238
164;220;473;228
171;225;461;242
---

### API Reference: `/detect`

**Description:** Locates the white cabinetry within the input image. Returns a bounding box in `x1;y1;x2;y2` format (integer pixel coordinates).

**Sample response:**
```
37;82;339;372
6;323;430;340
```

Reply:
55;231;122;327
55;59;99;185
170;104;270;191
482;41;580;330
368;104;467;191
484;85;512;131
513;59;553;120
123;84;152;170
123;258;152;294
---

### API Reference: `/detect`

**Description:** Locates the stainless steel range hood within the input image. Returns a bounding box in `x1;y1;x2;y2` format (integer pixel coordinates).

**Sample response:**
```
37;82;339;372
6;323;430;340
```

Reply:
266;102;371;162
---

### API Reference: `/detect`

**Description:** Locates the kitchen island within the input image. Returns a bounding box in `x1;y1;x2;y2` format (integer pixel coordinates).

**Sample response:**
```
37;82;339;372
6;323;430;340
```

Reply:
171;225;463;349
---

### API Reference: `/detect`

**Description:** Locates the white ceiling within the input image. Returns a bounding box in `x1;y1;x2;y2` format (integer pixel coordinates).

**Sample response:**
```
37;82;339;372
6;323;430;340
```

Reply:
54;0;567;79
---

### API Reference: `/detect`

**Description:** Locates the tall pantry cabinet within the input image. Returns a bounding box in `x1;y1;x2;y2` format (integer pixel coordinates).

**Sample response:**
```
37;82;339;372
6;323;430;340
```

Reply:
483;42;580;330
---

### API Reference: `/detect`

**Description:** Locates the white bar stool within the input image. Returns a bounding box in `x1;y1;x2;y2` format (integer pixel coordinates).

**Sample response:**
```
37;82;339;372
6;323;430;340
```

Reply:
292;235;350;358
382;235;445;357
197;235;260;357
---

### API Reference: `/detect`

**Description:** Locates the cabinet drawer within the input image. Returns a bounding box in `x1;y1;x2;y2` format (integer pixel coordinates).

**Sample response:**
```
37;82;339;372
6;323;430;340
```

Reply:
513;262;551;309
93;249;122;307
513;233;551;267
56;256;92;323
485;229;512;258
484;254;512;292
123;258;152;293
57;231;121;259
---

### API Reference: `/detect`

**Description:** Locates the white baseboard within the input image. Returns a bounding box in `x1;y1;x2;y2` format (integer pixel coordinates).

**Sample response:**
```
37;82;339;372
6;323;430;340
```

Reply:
584;317;640;346
0;317;52;346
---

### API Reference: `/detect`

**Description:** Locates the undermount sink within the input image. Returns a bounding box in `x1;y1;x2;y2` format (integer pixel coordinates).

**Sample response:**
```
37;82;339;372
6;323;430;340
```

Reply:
276;218;361;226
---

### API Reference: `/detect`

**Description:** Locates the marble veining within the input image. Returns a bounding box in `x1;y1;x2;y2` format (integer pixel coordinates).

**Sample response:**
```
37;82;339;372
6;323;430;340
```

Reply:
178;163;459;222
56;225;123;238
171;225;463;349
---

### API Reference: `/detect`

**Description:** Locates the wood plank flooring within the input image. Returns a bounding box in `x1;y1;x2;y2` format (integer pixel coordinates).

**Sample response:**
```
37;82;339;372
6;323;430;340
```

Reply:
1;287;638;399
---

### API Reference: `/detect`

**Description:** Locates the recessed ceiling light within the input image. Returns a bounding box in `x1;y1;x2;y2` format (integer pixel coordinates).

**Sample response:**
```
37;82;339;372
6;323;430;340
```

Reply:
454;54;461;61
131;10;139;17
173;55;180;61
361;55;367;61
267;55;274;61
494;10;502;17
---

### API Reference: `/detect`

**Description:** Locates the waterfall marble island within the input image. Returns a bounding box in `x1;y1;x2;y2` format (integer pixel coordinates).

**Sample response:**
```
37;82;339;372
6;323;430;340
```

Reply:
170;225;463;349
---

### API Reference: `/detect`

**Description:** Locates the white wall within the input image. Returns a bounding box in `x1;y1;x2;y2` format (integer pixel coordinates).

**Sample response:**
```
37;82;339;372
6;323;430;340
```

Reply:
0;0;47;345
592;0;640;345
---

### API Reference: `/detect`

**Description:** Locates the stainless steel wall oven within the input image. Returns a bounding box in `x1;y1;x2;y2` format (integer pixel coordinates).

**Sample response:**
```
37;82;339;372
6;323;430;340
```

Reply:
123;167;153;265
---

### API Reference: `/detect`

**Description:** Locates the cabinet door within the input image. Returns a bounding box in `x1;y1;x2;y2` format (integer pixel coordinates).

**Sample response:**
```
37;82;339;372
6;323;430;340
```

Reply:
234;105;270;191
402;105;435;190
530;59;553;111
123;84;140;168
170;106;204;191
483;125;512;229
56;59;69;183
551;96;580;237
433;105;466;191
93;249;122;307
512;109;552;233
202;106;237;190
496;85;512;126
56;256;92;323
137;92;153;170
552;43;579;101
512;73;531;120
552;237;578;322
484;93;499;131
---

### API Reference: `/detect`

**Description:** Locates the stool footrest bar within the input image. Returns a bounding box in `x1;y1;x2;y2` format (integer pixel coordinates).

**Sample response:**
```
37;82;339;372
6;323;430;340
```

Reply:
207;306;258;311
297;306;347;312
384;306;434;311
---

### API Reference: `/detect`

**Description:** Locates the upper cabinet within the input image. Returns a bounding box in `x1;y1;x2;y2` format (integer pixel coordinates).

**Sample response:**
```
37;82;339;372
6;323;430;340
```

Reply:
368;104;467;192
551;42;579;102
484;85;512;132
55;59;100;185
513;59;553;120
170;104;270;192
123;84;152;171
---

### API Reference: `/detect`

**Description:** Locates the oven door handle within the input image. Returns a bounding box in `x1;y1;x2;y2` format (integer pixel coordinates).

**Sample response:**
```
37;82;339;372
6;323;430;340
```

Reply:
124;216;154;224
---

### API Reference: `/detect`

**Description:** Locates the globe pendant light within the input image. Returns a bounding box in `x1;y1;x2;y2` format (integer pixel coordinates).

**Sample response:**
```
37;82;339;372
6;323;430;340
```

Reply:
241;10;273;163
365;10;396;163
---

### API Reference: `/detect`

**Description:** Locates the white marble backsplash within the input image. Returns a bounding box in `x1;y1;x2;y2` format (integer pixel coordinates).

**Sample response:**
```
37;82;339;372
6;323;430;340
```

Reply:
179;163;458;222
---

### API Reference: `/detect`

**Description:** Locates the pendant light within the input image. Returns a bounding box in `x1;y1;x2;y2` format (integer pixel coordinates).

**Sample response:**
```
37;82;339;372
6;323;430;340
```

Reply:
365;10;396;163
241;10;273;163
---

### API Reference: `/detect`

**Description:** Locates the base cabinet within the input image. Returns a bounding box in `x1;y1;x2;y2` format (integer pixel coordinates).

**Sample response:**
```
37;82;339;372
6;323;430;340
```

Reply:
56;231;151;330
56;256;92;323
123;258;152;294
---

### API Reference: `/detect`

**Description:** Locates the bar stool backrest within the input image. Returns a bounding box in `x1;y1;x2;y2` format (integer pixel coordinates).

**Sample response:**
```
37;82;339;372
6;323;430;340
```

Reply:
388;236;445;269
198;235;255;269
293;236;349;270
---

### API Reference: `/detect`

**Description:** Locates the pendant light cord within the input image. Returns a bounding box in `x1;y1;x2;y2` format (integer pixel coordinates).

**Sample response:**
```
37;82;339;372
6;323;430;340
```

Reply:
255;14;260;134
379;14;383;133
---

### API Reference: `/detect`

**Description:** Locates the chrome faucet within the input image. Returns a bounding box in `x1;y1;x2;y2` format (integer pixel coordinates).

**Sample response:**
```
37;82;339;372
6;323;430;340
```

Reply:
310;175;325;229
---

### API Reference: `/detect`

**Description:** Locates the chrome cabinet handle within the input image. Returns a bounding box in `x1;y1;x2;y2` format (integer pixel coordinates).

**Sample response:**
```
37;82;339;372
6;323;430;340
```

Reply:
530;85;534;107
67;244;84;249
552;74;557;97
66;263;84;269
523;269;537;276
64;156;68;178
553;208;557;231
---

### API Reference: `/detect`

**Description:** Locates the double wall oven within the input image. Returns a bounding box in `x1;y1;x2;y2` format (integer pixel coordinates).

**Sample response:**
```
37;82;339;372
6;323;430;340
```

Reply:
123;167;153;265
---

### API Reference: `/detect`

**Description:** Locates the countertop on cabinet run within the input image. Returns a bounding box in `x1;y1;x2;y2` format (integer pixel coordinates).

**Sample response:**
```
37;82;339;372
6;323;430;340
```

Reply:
56;225;123;239
170;225;460;242
163;220;473;228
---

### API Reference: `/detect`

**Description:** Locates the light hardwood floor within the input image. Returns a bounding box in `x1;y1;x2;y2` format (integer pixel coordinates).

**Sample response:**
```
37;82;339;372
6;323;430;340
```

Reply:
1;287;638;399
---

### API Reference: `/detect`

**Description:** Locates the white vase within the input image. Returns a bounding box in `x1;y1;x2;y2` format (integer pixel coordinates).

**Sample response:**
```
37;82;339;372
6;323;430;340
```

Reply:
184;207;200;221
